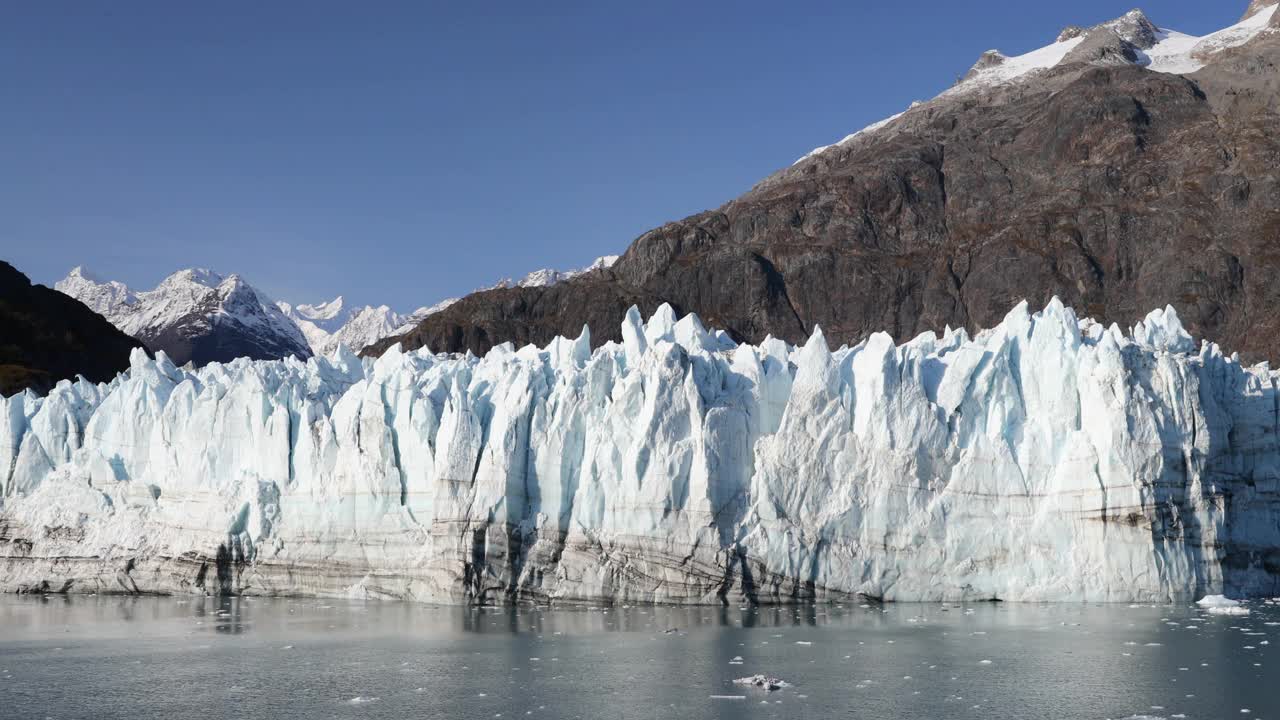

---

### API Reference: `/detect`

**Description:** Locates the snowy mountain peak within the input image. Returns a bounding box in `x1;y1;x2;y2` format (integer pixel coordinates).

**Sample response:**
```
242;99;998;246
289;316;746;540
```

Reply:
1056;25;1086;42
1100;8;1159;49
282;255;619;356
279;295;443;357
294;296;346;324
1243;0;1278;21
962;50;1008;81
56;267;137;315
954;4;1277;92
160;267;224;290
798;2;1280;166
66;265;102;283
55;266;310;366
487;255;621;290
584;255;620;271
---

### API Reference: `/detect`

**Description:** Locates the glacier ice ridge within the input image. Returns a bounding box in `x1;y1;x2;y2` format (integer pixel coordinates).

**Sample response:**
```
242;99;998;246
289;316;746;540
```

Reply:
2;298;1278;604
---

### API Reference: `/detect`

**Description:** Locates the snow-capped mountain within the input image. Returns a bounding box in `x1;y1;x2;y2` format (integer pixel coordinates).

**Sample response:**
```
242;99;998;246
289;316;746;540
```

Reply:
281;255;618;355
54;254;619;363
796;4;1279;161
486;255;620;291
4;299;1279;602
277;297;454;357
56;267;311;367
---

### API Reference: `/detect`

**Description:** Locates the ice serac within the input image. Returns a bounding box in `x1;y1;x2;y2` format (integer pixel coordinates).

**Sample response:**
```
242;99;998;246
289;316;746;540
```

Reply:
2;300;1278;603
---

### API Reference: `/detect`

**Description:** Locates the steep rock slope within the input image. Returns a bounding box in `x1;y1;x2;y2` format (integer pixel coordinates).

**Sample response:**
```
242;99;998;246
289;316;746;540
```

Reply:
56;267;311;367
374;3;1280;363
0;262;145;396
2;300;1277;603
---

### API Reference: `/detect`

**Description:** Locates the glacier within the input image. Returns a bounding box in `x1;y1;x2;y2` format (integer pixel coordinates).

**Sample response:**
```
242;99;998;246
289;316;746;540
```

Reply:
2;299;1278;604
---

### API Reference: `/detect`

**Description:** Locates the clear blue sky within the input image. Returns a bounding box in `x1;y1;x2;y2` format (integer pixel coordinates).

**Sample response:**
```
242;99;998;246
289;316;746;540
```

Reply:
1;1;1246;311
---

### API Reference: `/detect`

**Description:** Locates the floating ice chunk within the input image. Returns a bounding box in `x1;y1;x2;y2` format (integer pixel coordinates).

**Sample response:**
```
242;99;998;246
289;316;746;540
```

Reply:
733;675;790;691
346;696;379;705
1210;607;1250;615
1200;596;1251;616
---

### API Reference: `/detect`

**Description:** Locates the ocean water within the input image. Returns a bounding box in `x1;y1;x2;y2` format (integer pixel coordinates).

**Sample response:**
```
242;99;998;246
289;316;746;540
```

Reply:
0;595;1276;719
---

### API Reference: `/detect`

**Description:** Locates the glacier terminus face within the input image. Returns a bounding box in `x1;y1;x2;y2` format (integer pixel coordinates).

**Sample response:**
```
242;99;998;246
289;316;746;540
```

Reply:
1;299;1277;604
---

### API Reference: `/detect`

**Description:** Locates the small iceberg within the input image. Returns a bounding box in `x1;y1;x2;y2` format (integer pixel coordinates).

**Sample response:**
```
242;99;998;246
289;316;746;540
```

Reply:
733;675;790;691
1209;606;1250;616
1197;595;1250;615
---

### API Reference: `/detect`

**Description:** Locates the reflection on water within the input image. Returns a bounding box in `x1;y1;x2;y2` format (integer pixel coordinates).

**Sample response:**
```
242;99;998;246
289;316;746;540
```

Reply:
1;595;1276;720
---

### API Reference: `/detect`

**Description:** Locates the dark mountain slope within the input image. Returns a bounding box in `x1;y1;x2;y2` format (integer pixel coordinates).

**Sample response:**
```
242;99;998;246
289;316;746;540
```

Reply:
372;5;1280;361
0;262;146;396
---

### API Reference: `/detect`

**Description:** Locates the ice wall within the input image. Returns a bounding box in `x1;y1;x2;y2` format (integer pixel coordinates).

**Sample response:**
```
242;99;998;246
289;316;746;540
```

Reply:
1;299;1277;603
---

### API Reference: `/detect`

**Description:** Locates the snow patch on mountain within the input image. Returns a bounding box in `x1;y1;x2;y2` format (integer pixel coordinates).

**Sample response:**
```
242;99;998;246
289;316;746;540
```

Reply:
793;111;908;165
3;299;1278;603
956;35;1086;90
1142;3;1277;73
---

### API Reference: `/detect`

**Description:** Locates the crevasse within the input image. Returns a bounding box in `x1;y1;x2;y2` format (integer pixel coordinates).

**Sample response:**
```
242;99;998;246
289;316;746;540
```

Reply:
2;299;1277;603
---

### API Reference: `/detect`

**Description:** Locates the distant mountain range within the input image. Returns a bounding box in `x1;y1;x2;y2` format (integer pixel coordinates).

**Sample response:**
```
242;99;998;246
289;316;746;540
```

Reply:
50;255;619;368
276;296;446;359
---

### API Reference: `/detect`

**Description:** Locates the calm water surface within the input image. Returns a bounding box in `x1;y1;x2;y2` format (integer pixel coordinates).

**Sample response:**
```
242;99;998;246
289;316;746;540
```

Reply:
0;595;1276;719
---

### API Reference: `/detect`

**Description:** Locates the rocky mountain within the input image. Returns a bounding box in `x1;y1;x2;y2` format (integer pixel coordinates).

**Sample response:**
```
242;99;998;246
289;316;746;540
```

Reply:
371;2;1280;363
0;262;145;396
56;267;311;367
